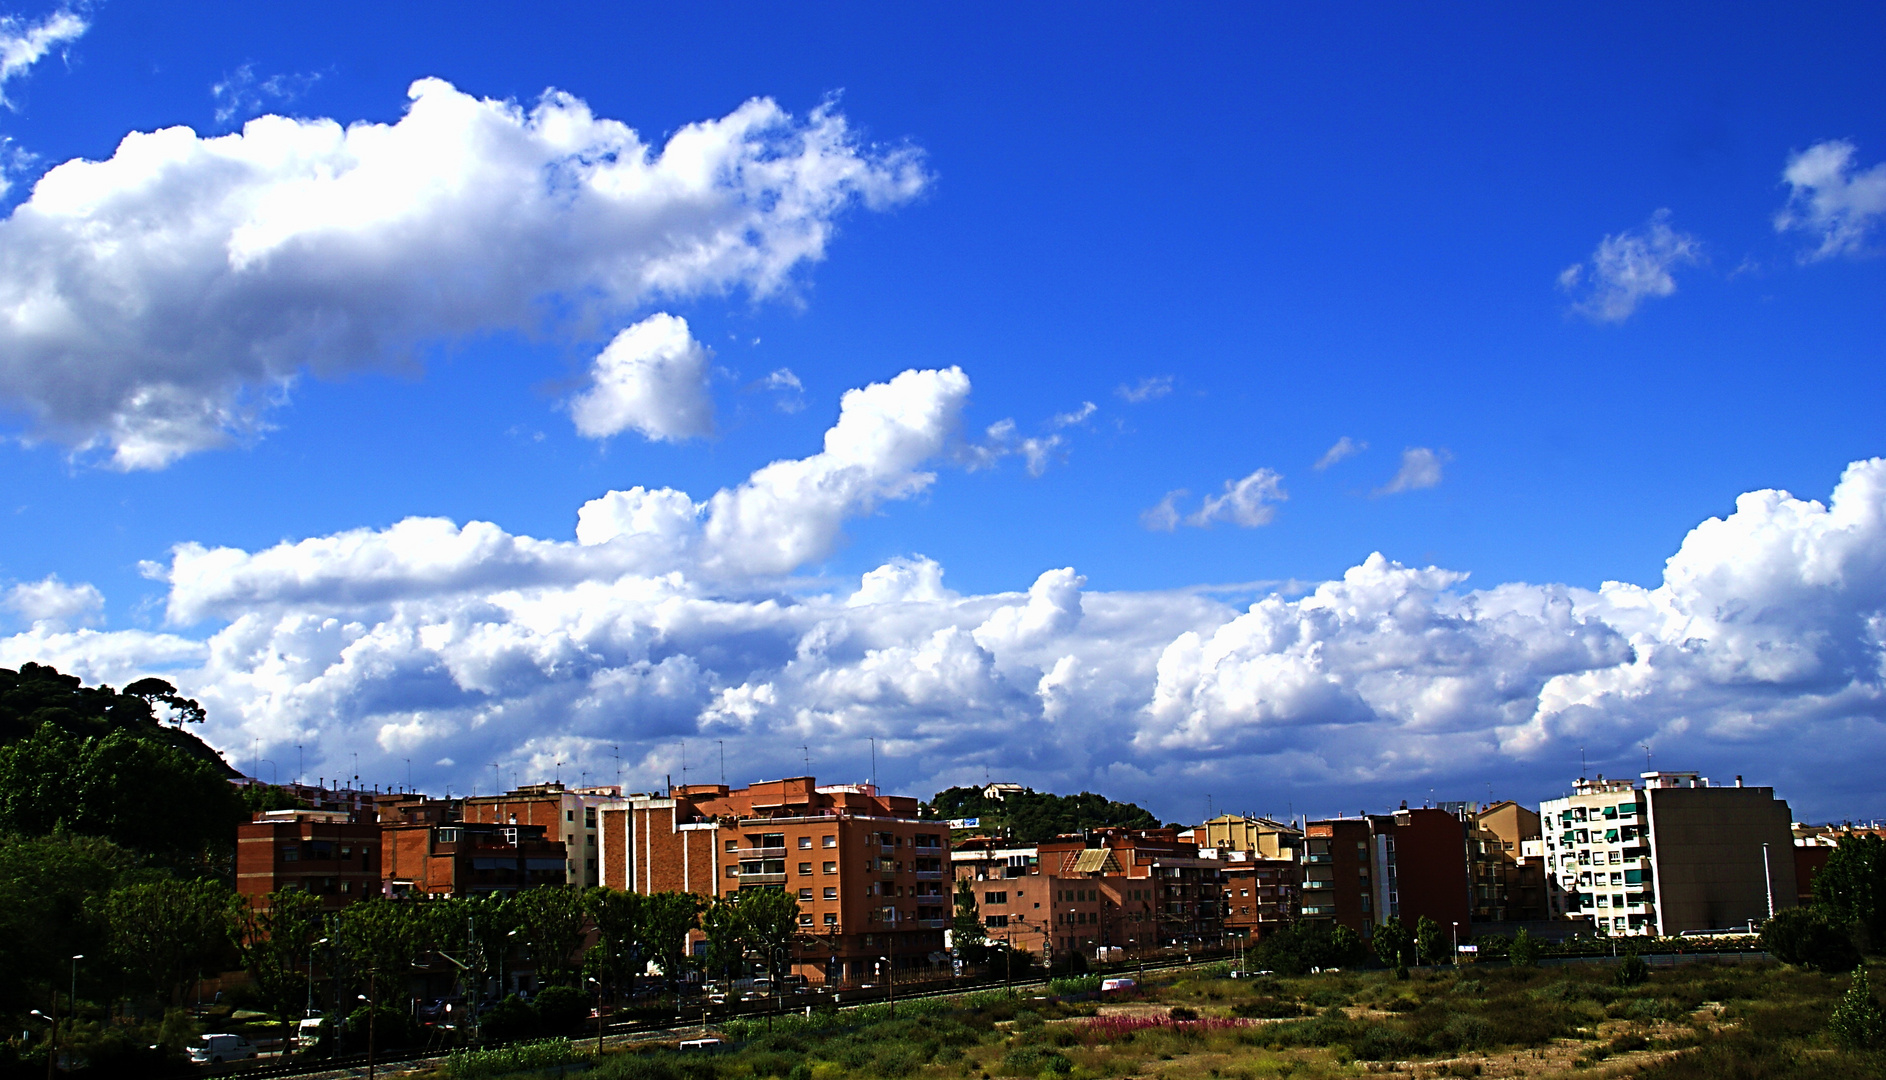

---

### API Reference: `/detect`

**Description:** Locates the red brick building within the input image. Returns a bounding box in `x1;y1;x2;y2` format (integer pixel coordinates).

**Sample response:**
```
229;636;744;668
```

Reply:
597;776;948;986
956;829;1228;965
1301;809;1474;940
463;782;623;889
380;820;568;897
1219;853;1298;941
236;810;381;910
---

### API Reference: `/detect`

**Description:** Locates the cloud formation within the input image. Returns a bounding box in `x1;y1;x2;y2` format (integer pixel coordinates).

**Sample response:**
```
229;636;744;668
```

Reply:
1314;436;1367;471
1776;140;1886;260
1559;210;1700;322
1377;447;1448;495
210;64;322;126
1116;376;1173;403
10;370;1886;820
3;574;102;629
0;7;85;108
570;314;716;442
0;79;925;469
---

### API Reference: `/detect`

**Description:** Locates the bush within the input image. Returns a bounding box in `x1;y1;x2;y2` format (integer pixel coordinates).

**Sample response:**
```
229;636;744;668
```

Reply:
534;984;589;1034
1000;1046;1071;1076
343;1002;416;1050
448;1039;578;1080
1762;907;1862;973
1615;952;1649;988
478;993;541;1043
1509;929;1541;969
1231;997;1301;1019
1168;1006;1197;1020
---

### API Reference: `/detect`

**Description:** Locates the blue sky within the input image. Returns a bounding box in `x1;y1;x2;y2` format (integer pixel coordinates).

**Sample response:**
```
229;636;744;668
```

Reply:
0;3;1883;822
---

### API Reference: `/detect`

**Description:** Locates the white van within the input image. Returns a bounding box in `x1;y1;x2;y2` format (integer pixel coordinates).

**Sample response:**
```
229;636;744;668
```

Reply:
189;1033;256;1064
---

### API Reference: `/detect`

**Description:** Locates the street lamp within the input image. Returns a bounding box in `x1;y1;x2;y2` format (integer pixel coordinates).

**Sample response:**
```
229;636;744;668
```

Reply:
306;938;330;1021
878;956;894;1018
587;977;604;1055
1451;922;1460;967
358;987;378;1080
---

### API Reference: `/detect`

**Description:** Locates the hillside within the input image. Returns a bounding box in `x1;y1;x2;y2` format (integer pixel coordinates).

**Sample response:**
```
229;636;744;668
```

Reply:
927;785;1162;842
0;661;237;774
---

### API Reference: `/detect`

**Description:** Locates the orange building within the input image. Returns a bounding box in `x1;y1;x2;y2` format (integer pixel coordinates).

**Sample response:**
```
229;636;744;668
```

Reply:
1219;853;1299;941
236;809;381;910
597;776;949;985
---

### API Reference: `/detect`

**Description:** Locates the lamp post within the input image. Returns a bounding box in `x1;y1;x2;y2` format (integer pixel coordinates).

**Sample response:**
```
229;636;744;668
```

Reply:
878;956;894;1018
587;977;604;1056
306;938;329;1021
358;982;378;1080
28;1011;50;1080
48;954;81;1080
1451;922;1460;967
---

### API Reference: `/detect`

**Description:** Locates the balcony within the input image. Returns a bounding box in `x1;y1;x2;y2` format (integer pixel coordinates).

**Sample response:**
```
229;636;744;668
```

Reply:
739;872;788;885
737;846;788;858
1301;854;1332;864
917;918;948;928
914;869;943;880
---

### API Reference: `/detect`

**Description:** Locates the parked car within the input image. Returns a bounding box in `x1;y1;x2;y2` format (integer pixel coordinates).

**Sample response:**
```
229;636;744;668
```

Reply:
189;1034;256;1065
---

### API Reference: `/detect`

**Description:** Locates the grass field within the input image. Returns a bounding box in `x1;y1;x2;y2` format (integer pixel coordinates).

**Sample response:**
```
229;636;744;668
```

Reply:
434;960;1886;1080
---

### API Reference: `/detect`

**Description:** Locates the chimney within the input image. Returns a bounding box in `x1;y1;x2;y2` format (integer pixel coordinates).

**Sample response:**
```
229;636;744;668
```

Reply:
1736;775;1743;787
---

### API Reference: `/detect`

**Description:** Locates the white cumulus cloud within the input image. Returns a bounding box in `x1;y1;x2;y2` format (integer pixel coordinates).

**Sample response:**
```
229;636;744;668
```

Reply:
1559;210;1700;322
1116;376;1173;404
570;314;716;442
1377;447;1448;495
3;574;102;628
1775;139;1886;260
10;371;1886;820
0;79;925;469
1190;468;1287;528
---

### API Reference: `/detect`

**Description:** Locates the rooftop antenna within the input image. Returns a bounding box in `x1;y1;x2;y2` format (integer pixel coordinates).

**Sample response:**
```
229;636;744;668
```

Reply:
802;745;811;773
680;741;688;787
869;737;878;791
406;758;412;793
1208;794;1215;820
296;743;303;786
1643;743;1652;772
718;740;726;785
490;763;500;799
1580;747;1586;779
613;745;622;790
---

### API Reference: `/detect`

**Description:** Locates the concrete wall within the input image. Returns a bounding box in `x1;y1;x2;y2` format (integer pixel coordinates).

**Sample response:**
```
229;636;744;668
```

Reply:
1646;786;1796;934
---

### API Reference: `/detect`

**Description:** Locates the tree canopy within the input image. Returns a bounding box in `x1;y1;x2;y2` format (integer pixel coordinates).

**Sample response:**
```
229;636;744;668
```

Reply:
926;786;1160;842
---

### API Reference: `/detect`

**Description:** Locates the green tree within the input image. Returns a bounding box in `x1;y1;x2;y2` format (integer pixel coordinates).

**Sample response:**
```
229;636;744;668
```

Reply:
952;878;986;952
1829;967;1885;1051
642;891;705;991
1762;906;1861;972
97;877;236;1006
231;889;324;1056
925;787;1159;843
700;893;749;987
1414;916;1443;965
582;888;646;999
740;888;805;1000
1373;917;1411;974
1509;927;1541;969
511;886;591;988
0;834;130;1013
1815;835;1886;951
332;897;434;1007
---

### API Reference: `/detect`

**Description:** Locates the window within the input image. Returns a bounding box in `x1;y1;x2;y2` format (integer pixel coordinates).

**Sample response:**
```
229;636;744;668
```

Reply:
823;862;837;874
823;887;837;900
799;888;813;900
567;810;575;822
726;839;737;852
799;862;812;875
823;912;837;925
1618;803;1637;817
282;848;299;862
985;914;1009;927
799;836;813;849
823;835;836;848
799;914;814;926
985;891;1008;904
727;866;738;878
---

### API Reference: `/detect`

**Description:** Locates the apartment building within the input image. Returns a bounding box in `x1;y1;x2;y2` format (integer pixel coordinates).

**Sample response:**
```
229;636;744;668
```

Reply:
380;819;569;897
1219;851;1298;941
462;782;627;889
597;776;949;985
1541;771;1796;936
1194;814;1304;860
1469;801;1548;922
1037;828;1228;958
235;809;381;910
1300;809;1474;939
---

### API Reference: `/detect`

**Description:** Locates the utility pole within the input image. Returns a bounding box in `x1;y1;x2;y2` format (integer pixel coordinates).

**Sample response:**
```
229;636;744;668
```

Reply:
1762;843;1775;919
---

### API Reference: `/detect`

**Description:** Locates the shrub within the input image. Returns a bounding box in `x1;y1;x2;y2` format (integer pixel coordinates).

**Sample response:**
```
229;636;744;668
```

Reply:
1509;929;1541;969
1230;998;1301;1019
1000;1046;1071;1076
534;984;589;1034
1828;968;1885;1051
478;993;541;1043
1168;1006;1198;1020
1615;952;1649;989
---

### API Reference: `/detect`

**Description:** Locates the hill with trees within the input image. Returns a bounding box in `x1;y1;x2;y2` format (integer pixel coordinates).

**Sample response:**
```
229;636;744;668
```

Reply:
926;785;1161;842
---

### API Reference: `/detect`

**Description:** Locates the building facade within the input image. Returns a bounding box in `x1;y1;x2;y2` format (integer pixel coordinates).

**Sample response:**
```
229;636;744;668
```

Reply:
380;820;569;897
236;809;382;910
462;782;627;889
597;776;949;985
